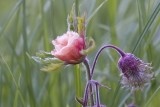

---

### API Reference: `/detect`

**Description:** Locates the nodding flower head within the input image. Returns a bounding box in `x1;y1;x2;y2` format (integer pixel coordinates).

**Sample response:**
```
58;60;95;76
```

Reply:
51;31;85;64
118;53;153;90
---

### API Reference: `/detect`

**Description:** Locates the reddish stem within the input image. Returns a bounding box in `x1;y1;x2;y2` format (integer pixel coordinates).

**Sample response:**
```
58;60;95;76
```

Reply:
91;45;126;78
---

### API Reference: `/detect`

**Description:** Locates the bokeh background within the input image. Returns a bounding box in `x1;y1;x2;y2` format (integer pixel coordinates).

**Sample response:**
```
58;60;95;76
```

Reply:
0;0;160;107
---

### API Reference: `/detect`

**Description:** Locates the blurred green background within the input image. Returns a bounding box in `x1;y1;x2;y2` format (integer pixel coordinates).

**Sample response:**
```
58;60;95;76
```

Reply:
0;0;160;107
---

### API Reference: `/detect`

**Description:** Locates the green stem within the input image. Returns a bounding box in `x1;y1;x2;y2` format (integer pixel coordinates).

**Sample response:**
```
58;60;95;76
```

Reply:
74;1;82;106
74;64;82;107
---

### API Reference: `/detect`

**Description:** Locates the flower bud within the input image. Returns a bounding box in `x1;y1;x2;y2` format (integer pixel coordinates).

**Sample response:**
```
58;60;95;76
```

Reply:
118;53;153;90
51;31;85;64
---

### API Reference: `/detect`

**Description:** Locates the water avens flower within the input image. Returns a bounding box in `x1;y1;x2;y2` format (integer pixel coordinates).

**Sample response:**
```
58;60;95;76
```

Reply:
118;53;153;90
90;45;153;90
51;31;85;64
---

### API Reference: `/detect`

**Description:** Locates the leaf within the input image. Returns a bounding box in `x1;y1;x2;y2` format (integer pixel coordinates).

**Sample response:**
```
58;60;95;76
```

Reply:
67;4;86;35
81;38;95;55
77;16;85;34
32;56;63;64
75;97;84;105
32;50;64;72
36;50;53;58
32;56;42;63
67;4;77;31
40;63;64;72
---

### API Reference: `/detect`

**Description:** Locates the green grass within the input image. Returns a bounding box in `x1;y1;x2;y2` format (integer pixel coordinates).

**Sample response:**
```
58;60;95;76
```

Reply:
0;0;160;107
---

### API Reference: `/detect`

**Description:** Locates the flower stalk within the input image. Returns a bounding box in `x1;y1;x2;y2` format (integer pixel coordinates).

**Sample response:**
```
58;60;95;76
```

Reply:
91;45;126;78
95;83;100;107
74;64;82;107
83;58;94;106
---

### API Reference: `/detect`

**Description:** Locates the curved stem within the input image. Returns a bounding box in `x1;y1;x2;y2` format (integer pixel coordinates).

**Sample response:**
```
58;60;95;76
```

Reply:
83;58;94;106
91;45;126;78
83;58;91;80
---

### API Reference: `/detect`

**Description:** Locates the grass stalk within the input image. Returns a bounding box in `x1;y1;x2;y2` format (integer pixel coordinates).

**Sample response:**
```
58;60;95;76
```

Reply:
144;85;160;107
86;0;108;25
0;0;22;38
0;54;25;106
109;81;121;107
22;0;35;106
41;0;50;51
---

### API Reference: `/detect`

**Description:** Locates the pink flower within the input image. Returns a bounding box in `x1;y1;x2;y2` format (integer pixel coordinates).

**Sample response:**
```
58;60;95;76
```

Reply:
51;31;85;64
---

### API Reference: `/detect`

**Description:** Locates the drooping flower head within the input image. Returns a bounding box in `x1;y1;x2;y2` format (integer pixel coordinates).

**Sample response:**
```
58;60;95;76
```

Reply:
51;31;85;64
90;44;153;90
118;53;153;90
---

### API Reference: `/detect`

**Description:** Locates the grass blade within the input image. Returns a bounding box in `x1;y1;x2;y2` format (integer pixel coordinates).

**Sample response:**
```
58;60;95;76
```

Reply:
0;54;25;106
132;2;160;53
144;85;160;107
41;0;50;51
0;0;22;38
22;0;36;106
87;0;108;25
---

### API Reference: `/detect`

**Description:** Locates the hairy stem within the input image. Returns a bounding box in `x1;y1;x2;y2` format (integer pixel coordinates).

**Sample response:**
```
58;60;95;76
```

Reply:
95;84;100;107
91;45;126;78
83;82;89;106
83;58;94;106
